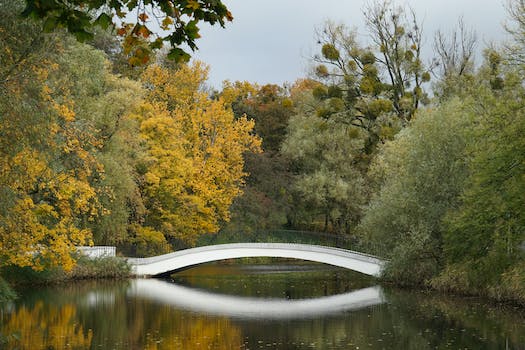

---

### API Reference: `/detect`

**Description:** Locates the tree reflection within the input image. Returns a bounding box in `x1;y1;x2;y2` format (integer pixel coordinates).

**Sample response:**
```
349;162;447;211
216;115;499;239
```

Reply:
122;294;243;349
1;281;243;349
1;302;93;349
3;277;525;349
142;316;242;350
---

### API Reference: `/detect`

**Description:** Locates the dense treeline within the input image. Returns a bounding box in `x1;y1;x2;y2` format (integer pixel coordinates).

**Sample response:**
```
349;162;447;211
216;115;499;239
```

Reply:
0;0;524;304
224;2;525;303
0;0;259;272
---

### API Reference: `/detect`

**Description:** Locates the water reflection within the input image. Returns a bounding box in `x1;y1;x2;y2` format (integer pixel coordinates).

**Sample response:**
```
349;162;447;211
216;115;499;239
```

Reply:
128;279;385;319
1;263;525;349
1;301;93;349
1;281;243;350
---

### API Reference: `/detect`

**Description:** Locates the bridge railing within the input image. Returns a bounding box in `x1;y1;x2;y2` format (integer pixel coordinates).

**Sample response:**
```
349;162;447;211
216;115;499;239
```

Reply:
118;230;359;258
196;230;356;249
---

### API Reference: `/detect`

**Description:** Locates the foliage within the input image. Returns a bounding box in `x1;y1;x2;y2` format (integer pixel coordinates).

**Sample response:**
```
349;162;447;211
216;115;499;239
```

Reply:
2;255;131;285
134;63;261;246
281;3;431;236
47;38;146;246
441;62;525;285
282;87;367;234
496;262;525;305
312;1;430;154
0;276;16;302
362;47;525;294
21;0;233;63
0;2;146;270
126;224;170;257
221;154;291;233
67;256;132;280
505;0;525;68
219;81;295;233
0;3;101;271
359;99;473;285
222;81;294;153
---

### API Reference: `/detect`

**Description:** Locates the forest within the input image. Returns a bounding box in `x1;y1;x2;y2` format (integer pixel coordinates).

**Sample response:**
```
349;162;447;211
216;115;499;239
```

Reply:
0;0;524;304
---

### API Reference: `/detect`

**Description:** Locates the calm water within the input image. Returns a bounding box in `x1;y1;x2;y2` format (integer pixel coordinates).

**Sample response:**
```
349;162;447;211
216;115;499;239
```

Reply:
1;260;525;349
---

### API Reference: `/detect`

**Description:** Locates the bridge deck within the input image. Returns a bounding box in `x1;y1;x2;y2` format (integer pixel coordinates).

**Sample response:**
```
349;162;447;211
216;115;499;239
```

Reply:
127;243;385;277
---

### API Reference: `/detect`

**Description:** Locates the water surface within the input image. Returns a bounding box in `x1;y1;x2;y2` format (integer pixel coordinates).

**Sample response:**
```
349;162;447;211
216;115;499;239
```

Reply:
1;260;525;349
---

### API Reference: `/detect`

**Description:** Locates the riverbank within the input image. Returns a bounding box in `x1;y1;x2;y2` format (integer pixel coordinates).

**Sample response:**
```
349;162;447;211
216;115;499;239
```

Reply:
0;255;132;301
429;263;525;308
380;261;525;309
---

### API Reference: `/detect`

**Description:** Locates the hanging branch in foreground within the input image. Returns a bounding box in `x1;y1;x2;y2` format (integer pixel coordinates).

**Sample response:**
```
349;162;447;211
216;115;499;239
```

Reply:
21;0;233;64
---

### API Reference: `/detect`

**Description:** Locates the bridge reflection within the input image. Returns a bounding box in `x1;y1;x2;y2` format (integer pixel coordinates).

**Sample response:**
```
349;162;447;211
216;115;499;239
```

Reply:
127;279;385;319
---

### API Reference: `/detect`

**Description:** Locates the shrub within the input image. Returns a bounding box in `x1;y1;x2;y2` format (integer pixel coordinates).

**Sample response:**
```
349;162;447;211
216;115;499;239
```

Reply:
0;276;16;302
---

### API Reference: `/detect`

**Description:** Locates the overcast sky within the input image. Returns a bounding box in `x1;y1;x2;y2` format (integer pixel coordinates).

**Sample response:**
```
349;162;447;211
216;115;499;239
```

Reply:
191;0;510;89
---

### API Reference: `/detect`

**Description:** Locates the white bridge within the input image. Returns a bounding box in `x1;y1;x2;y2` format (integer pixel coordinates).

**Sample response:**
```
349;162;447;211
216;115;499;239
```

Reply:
127;243;385;277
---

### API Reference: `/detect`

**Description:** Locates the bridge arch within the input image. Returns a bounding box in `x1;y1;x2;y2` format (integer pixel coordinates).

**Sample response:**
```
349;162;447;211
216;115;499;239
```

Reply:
127;243;385;277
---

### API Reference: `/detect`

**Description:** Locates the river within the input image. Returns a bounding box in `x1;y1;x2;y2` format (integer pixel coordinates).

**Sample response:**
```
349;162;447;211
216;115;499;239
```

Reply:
1;259;525;349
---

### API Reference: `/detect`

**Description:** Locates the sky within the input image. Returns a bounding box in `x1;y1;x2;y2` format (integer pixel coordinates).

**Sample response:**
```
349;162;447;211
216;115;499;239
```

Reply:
190;0;510;89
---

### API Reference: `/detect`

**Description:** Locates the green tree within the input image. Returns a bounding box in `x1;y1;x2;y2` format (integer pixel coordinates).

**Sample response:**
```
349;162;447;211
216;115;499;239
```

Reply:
282;84;367;234
432;18;478;100
440;62;525;289
218;81;295;233
505;0;525;67
312;1;430;154
223;82;294;153
50;41;146;245
358;99;473;285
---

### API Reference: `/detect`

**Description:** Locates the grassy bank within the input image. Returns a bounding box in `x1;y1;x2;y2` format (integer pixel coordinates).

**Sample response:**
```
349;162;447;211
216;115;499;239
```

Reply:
379;260;525;308
428;262;525;308
2;255;131;289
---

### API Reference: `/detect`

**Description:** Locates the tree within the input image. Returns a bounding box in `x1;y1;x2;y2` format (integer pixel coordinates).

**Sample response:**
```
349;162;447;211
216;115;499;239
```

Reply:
135;63;261;246
50;40;146;246
364;1;429;122
0;2;102;271
432;18;478;100
441;63;525;284
505;0;525;67
217;81;295;233
21;0;233;63
358;99;473;285
281;84;367;234
311;2;430;154
223;82;294;153
433;18;477;79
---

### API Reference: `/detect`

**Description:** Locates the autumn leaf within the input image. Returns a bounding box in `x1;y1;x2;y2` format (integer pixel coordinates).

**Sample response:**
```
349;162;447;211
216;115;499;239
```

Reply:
117;27;127;36
161;16;174;30
138;12;149;22
186;0;200;11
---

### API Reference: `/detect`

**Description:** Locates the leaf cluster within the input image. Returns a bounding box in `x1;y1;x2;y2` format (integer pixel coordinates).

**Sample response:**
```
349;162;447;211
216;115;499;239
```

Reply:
22;0;233;63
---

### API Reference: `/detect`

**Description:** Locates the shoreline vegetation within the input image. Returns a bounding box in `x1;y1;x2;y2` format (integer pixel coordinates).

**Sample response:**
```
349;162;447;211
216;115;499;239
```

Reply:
1;254;525;310
0;256;132;300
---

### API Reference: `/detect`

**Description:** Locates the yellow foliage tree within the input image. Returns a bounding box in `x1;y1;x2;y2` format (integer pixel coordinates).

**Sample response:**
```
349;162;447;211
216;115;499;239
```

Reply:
0;11;102;271
135;62;261;245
